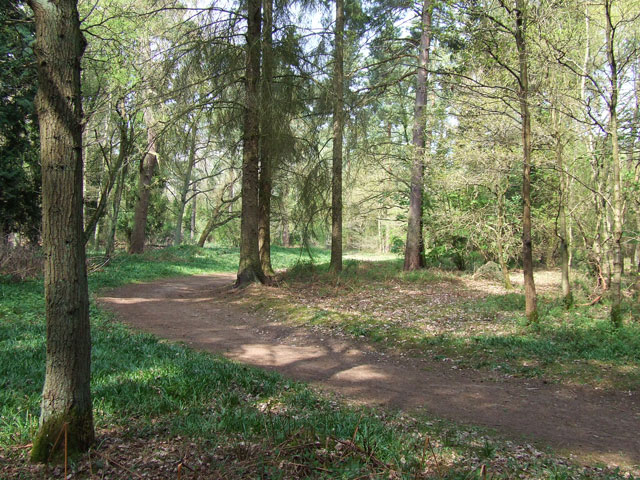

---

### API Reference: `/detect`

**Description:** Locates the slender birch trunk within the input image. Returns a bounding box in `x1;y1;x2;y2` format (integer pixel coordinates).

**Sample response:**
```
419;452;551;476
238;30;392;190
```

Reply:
514;0;537;323
496;187;513;290
604;0;623;326
190;182;197;242
551;108;572;306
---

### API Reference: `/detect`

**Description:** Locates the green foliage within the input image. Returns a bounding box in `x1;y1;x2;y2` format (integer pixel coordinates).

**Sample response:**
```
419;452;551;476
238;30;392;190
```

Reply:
0;3;40;240
389;236;404;254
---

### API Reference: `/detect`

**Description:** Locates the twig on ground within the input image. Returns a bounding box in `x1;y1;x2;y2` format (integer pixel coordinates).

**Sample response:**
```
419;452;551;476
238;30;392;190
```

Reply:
333;437;389;470
47;422;68;464
578;295;602;307
282;461;330;472
426;436;442;477
95;451;144;479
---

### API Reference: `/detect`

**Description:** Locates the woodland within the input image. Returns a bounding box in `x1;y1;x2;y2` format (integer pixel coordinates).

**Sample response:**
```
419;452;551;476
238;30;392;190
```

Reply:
1;0;640;477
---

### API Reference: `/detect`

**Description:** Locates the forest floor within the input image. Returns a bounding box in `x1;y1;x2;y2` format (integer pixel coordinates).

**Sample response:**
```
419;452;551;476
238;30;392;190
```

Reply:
99;268;640;473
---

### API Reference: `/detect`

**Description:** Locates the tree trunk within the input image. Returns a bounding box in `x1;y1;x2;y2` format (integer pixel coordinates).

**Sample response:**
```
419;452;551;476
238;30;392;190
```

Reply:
404;0;432;271
85;113;130;247
236;0;265;286
514;0;538;323
496;188;513;290
329;0;345;274
105;103;131;258
105;162;128;258
281;183;290;247
129;109;158;254
174;122;197;246
581;6;606;289
190;182;197;242
28;0;94;462
605;0;623;326
198;211;238;247
93;212;102;250
551;108;572;307
604;215;613;286
385;223;391;253
258;0;275;276
631;61;640;293
198;204;222;248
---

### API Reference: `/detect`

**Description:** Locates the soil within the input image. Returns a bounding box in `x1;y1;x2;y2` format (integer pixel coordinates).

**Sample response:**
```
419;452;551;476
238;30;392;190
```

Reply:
98;273;640;471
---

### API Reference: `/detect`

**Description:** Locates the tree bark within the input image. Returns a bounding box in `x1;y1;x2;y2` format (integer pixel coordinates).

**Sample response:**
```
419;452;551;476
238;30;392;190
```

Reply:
605;0;623;326
174;121;198;246
514;0;538;323
404;0;432;271
631;61;640;293
236;0;265;286
105;162;128;258
551;108;572;307
128;109;158;254
198;211;239;247
258;0;275;276
85;109;131;246
190;182;197;242
28;0;94;461
280;183;290;247
329;0;345;274
496;187;513;290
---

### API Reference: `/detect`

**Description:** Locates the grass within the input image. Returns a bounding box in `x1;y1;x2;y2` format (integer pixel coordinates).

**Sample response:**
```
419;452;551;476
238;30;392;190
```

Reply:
0;246;636;478
84;244;330;289
248;258;640;390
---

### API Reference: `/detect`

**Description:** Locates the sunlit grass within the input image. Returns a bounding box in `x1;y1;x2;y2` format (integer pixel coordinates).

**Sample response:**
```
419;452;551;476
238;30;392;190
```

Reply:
86;244;330;289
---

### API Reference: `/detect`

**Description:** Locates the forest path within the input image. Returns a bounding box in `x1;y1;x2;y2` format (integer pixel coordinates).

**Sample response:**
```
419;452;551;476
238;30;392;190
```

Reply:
99;273;639;470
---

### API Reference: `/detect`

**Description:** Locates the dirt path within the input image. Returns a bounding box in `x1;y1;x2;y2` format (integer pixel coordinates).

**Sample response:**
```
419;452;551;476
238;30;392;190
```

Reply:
99;274;640;470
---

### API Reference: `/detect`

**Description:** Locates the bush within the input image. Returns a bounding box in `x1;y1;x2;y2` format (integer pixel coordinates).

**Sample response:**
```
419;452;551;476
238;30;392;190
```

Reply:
473;261;503;282
0;243;43;281
389;236;404;254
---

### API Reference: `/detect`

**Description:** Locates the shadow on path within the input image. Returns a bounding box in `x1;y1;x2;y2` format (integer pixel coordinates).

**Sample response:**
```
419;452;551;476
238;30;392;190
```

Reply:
99;273;640;470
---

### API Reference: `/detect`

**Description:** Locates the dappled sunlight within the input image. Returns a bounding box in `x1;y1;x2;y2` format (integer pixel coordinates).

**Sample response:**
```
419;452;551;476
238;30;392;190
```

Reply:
460;269;563;296
330;364;392;382
509;270;563;294
9;247;638;477
243;261;640;393
345;252;400;262
230;343;326;367
88;258;640;473
101;295;214;305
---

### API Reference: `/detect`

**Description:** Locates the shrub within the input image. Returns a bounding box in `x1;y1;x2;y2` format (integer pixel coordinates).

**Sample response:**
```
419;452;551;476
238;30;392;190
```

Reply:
0;243;43;281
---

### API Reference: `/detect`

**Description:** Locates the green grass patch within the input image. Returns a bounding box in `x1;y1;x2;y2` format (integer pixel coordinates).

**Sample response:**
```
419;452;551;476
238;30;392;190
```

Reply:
87;244;330;289
457;294;640;387
284;256;460;286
